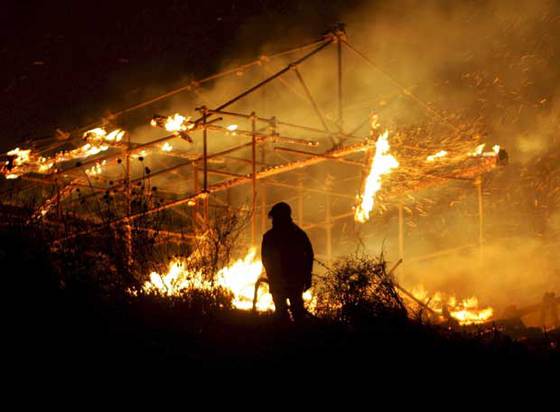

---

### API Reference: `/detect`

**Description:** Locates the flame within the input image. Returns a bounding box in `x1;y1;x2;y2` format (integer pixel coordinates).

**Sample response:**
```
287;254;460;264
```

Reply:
216;248;271;311
470;143;500;158
142;247;316;313
471;143;486;156
150;113;195;133
161;142;173;152
83;127;125;144
142;248;273;311
85;160;107;177
426;150;448;162
355;130;399;223
1;129;124;179
226;124;238;133
410;286;494;325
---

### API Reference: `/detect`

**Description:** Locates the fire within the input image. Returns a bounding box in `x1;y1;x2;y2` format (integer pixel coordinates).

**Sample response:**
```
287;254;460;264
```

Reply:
426;150;448;162
216;248;272;311
85;160;107;177
1;129;124;179
226;124;238;134
469;143;500;158
410;286;494;325
142;248;274;311
355;130;399;223
161;142;173;152
83;127;125;144
2;147;54;179
142;248;316;313
151;113;194;133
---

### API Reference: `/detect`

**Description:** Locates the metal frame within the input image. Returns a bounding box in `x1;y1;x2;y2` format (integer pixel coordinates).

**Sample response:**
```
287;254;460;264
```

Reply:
1;25;504;264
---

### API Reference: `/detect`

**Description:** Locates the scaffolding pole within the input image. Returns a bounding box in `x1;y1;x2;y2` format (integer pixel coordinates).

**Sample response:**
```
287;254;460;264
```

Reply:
476;176;484;260
251;112;257;245
398;203;404;261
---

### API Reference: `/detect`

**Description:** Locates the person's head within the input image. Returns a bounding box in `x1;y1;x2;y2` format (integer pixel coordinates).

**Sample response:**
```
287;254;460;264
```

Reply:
268;202;292;226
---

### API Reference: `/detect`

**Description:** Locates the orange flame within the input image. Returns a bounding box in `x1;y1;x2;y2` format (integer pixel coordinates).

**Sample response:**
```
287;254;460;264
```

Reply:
355;130;399;223
426;150;448;162
411;286;494;325
142;248;314;313
1;128;125;179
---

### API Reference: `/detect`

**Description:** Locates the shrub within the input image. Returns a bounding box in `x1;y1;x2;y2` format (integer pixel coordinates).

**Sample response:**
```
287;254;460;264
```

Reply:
314;253;407;323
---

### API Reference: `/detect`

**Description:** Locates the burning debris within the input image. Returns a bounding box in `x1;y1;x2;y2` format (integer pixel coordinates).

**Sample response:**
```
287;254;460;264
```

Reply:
83;127;125;144
150;113;194;142
1;127;125;179
426;150;448;162
409;286;494;325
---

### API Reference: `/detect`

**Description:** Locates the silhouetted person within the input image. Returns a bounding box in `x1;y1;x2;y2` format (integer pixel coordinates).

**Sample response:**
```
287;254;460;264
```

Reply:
261;202;314;321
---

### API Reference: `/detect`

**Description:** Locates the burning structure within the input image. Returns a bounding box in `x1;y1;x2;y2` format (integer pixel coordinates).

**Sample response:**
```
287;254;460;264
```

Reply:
4;22;554;328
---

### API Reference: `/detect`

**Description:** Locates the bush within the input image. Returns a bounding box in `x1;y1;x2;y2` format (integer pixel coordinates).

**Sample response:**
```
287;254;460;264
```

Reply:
314;253;407;323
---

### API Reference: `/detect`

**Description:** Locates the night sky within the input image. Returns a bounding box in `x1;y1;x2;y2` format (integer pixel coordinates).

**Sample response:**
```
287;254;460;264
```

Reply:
0;0;363;151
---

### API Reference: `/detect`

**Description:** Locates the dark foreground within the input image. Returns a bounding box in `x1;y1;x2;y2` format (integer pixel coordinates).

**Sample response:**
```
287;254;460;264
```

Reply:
2;228;558;383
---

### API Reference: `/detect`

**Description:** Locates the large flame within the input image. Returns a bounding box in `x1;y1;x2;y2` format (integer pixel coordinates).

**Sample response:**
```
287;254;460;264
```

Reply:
355;130;399;223
142;248;274;311
142;248;317;313
411;286;494;325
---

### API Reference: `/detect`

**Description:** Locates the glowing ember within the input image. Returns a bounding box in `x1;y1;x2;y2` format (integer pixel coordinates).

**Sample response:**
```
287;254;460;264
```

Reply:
355;130;399;223
151;113;194;133
83;127;125;144
85;160;107;177
410;286;494;325
426;150;448;162
226;124;238;132
470;143;486;156
132;150;149;159
161;142;173;152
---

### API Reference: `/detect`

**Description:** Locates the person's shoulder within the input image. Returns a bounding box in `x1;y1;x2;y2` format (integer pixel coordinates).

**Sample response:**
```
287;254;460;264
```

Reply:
262;228;274;240
292;223;310;238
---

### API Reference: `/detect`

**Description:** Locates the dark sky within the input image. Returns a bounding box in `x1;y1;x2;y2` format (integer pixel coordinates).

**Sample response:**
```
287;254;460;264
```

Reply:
0;0;363;151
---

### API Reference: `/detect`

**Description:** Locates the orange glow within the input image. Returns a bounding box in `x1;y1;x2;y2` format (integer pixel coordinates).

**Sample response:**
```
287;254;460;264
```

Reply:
142;247;316;313
426;150;448;162
411;286;494;325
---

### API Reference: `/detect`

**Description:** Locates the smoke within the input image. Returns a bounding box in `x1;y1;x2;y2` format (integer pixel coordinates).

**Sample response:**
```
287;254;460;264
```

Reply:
123;1;560;309
25;0;557;311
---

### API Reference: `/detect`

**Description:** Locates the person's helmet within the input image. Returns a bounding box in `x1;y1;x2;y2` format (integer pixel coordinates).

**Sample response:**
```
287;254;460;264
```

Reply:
268;202;292;219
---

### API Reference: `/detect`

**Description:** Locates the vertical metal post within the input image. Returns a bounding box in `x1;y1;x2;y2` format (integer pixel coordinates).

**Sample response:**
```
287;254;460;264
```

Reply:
55;179;62;220
476;176;484;260
297;178;304;227
202;106;209;226
260;144;267;236
398;203;404;261
325;175;333;262
193;161;199;230
337;35;343;132
251;112;257;245
125;133;133;271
